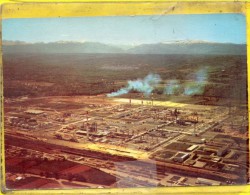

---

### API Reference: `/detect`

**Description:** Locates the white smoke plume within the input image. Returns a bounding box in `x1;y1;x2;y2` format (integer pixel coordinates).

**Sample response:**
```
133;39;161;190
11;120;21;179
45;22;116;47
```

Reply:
107;74;161;97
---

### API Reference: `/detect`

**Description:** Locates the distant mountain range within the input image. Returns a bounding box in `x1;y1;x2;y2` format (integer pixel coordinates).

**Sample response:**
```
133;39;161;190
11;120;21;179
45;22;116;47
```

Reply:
2;40;246;55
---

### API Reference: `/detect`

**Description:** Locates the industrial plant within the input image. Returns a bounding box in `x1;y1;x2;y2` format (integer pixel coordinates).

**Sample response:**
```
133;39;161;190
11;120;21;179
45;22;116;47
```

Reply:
4;92;249;188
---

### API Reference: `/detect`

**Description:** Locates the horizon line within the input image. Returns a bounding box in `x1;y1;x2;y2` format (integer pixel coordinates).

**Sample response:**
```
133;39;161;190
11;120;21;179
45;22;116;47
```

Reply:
2;39;247;46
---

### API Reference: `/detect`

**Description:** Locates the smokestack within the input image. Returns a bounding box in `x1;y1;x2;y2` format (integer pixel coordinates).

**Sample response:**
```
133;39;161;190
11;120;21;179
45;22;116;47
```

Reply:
86;123;90;140
193;126;196;136
86;111;89;122
93;122;97;132
151;94;154;106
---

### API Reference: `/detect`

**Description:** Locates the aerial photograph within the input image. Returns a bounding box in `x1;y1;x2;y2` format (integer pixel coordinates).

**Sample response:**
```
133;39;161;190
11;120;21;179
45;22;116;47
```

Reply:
2;14;249;189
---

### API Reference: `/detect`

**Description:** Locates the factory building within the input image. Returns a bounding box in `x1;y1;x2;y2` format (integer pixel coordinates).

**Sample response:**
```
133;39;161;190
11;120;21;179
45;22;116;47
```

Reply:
173;152;190;163
24;109;45;115
76;130;108;137
186;145;198;152
217;146;229;157
196;178;221;186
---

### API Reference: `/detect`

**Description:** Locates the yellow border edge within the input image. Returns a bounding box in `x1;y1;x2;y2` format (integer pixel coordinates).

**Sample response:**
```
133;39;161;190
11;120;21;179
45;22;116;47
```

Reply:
0;2;247;19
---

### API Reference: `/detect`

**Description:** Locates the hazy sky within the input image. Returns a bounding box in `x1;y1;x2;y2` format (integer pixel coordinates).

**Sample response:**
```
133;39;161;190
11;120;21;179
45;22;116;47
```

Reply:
3;14;246;45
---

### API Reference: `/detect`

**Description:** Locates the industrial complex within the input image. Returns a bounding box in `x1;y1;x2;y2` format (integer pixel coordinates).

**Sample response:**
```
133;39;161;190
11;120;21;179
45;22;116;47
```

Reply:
4;94;249;188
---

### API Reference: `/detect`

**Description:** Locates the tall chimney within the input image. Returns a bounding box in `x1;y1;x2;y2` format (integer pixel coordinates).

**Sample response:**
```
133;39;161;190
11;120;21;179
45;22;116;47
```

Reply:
87;126;89;140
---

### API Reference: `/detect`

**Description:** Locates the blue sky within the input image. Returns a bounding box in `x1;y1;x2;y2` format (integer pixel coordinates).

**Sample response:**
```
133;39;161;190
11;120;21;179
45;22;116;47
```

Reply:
2;14;246;45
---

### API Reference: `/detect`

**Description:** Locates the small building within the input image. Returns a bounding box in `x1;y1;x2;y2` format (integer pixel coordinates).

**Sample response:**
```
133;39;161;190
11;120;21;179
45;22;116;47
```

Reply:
193;161;206;168
173;152;190;163
76;130;106;137
196;177;221;186
25;109;44;115
217;146;228;157
186;145;198;152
